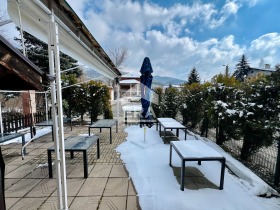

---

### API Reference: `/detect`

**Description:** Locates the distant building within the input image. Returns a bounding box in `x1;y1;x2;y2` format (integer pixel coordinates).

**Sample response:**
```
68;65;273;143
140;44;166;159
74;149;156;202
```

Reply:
247;64;274;78
119;74;140;98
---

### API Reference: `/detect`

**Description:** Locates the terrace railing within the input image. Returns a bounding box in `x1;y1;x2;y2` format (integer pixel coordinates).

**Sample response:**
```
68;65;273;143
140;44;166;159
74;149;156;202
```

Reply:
0;111;51;133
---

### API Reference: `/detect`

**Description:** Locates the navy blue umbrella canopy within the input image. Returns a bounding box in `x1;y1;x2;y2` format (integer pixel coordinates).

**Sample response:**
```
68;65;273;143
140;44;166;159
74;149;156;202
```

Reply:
140;57;154;128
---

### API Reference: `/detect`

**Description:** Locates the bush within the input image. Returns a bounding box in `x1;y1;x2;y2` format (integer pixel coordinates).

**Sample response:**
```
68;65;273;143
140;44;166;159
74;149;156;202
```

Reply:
161;85;179;119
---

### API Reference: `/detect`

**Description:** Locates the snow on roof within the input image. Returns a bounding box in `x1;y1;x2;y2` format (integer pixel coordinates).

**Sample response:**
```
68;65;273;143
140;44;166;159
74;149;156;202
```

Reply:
121;73;140;78
120;79;140;84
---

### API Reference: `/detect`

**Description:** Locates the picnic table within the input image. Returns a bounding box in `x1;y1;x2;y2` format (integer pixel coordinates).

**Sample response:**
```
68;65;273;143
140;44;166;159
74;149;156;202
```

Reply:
88;119;118;144
169;140;226;191
0;133;26;155
33;117;72;140
157;118;187;144
47;135;100;178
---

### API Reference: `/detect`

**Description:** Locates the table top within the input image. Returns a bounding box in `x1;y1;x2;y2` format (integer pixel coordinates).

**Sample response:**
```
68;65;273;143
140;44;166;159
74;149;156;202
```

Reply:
0;133;24;143
89;119;117;128
160;120;186;129
48;135;99;151
157;118;176;122
36;118;72;126
171;140;224;159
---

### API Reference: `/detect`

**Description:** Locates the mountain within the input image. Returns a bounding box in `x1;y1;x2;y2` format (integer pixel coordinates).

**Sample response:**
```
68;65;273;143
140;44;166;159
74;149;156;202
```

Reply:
152;76;185;86
83;68;185;86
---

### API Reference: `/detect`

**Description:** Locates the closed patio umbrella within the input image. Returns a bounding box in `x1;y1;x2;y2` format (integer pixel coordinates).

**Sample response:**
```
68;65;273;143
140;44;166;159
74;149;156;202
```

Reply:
140;57;154;128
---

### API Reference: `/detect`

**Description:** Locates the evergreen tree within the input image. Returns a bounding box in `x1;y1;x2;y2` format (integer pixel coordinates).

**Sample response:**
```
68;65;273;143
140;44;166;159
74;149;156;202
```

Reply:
71;84;88;122
70;81;112;123
233;81;279;160
161;85;180;119
233;54;250;82
187;67;200;85
14;28;82;80
268;64;280;87
61;74;79;117
180;83;204;128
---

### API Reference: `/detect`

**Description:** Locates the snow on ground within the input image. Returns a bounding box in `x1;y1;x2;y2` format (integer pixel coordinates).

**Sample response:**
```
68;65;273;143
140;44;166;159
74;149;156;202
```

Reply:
117;125;280;210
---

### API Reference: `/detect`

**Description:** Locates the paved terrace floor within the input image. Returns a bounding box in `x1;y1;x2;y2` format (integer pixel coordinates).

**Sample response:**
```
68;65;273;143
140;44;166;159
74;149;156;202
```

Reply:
2;119;219;210
2;123;140;210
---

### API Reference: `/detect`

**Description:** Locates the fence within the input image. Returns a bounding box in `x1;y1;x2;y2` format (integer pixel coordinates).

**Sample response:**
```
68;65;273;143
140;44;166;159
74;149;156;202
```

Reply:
0;111;51;133
199;122;280;193
222;138;280;193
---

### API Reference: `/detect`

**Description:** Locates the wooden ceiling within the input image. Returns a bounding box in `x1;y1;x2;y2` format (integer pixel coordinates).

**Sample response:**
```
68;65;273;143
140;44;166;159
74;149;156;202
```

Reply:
0;35;44;91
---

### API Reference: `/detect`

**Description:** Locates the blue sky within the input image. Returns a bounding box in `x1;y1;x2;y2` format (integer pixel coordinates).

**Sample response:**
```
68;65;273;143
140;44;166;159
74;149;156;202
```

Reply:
1;0;280;81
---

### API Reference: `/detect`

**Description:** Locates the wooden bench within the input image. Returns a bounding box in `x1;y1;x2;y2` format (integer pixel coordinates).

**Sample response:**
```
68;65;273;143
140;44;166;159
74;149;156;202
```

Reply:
169;140;226;191
47;135;100;178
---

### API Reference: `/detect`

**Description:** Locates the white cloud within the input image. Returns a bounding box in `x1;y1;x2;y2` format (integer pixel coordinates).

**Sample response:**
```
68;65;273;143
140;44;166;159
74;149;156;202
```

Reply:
223;1;240;15
240;0;260;7
248;33;280;67
1;0;276;83
64;0;277;81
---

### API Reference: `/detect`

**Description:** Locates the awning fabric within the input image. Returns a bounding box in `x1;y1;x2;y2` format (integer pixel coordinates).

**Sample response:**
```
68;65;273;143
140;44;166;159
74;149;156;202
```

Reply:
7;0;121;80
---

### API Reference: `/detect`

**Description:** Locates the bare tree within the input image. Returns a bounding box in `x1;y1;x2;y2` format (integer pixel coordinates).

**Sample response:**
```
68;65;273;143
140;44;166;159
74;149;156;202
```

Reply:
108;46;128;70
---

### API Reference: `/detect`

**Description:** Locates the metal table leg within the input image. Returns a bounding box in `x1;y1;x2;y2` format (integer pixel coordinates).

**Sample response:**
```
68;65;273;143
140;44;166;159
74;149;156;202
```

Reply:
110;128;112;144
181;159;185;191
164;128;166;144
97;138;100;159
169;144;172;167
48;150;53;178
21;135;26;155
220;158;226;190
83;150;88;178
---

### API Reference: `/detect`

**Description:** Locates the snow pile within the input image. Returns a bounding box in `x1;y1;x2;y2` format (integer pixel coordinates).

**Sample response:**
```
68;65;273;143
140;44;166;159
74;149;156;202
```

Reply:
117;125;280;210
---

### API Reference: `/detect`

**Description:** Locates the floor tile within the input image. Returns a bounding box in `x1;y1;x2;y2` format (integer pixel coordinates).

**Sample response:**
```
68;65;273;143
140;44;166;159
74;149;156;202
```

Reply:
52;178;85;197
98;196;126;210
9;197;46;210
5;178;42;197
104;178;129;196
25;178;57;197
77;178;108;196
5;197;21;210
70;196;100;210
89;164;113;177
109;165;128;178
127;196;140;210
38;196;74;210
5;165;35;178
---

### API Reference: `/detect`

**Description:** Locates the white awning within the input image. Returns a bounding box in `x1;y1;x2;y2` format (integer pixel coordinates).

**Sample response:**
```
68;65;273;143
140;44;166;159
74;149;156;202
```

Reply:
7;0;120;80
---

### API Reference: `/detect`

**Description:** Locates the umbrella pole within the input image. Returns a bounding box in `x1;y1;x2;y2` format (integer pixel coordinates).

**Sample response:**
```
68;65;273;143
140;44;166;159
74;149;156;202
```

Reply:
144;125;146;143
